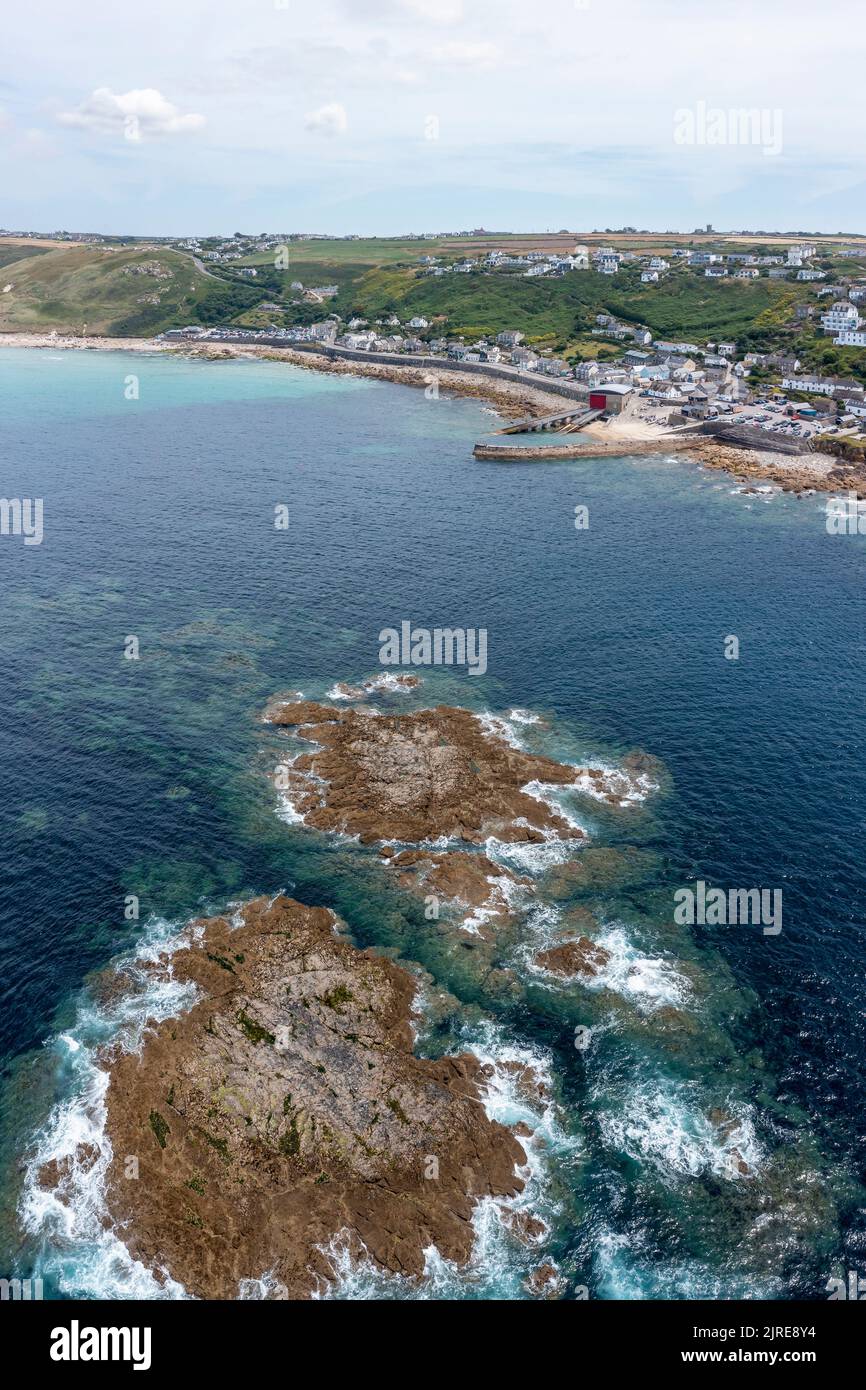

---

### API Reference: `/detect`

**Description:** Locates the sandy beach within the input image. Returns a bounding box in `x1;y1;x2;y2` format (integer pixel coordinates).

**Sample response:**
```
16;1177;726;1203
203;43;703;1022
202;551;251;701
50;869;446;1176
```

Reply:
1;331;858;494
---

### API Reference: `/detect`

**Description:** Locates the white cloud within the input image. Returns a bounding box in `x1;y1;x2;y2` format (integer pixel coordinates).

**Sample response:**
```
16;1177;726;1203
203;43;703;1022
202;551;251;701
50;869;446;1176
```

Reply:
57;88;205;138
401;0;464;21
335;0;463;22
304;101;349;136
430;40;502;70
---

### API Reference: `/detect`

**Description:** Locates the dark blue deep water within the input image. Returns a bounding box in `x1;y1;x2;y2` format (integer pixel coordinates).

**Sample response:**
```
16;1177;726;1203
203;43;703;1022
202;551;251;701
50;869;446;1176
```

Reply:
1;346;864;1299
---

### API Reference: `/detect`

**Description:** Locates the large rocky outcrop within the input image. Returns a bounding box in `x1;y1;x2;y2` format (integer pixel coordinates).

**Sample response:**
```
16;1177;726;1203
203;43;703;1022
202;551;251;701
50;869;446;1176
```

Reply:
268;701;589;845
100;895;526;1298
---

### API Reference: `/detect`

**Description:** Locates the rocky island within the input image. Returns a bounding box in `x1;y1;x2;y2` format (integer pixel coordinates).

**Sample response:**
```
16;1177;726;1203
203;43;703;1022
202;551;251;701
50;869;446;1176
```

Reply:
37;690;654;1298
96;895;527;1299
268;699;594;844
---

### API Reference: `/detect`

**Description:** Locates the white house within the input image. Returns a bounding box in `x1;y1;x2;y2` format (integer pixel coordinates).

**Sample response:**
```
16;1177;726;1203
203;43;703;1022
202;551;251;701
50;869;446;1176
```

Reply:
641;270;659;283
407;316;429;329
834;330;866;347
781;375;836;395
821;302;860;334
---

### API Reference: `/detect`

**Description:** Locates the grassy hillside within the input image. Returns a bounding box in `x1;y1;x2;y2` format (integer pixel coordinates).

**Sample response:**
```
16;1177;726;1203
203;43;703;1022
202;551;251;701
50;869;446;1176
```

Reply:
0;244;52;272
0;244;261;335
325;262;814;355
3;233;862;370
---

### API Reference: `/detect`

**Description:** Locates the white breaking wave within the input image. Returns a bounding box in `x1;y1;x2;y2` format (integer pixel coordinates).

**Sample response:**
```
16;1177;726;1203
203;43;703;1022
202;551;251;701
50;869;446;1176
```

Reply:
327;672;422;701
458;872;521;937
274;747;327;827
585;925;692;1013
476;710;526;750
593;1227;781;1300
18;919;200;1300
485;822;580;875
276;792;306;825
508;707;541;725
572;764;658;808
598;1079;763;1183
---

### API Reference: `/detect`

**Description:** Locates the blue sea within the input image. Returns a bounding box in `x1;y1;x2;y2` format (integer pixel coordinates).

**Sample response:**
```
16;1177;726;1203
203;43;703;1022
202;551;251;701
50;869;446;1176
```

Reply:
1;345;864;1300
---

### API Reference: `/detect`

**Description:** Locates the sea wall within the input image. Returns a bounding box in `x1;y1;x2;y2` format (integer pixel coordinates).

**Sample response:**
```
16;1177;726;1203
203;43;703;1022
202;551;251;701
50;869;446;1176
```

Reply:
698;420;813;456
214;336;593;405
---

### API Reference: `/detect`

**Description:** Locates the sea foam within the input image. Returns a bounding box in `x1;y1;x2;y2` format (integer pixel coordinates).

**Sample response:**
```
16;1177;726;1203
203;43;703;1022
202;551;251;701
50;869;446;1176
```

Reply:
18;919;199;1299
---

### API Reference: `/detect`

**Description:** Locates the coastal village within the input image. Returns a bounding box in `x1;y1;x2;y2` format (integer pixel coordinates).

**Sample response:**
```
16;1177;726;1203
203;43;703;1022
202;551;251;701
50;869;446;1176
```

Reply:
3;225;866;463
154;235;866;452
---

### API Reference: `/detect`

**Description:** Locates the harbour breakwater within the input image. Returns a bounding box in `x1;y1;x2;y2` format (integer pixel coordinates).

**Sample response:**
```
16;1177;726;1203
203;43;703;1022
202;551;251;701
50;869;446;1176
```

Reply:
474;438;695;460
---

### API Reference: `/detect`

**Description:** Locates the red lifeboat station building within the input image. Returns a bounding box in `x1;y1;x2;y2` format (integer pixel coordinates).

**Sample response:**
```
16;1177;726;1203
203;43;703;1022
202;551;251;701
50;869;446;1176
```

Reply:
588;383;633;414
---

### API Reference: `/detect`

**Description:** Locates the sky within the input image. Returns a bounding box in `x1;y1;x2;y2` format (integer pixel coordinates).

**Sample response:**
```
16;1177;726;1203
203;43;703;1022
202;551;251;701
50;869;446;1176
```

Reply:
1;0;864;237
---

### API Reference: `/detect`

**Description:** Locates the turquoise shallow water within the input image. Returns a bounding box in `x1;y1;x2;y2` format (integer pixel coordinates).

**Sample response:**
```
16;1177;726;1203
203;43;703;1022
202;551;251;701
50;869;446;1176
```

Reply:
1;346;864;1299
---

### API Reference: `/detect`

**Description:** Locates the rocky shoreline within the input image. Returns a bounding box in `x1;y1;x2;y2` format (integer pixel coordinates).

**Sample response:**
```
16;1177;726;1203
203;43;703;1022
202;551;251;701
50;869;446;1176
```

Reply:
268;698;609;844
36;688;652;1297
4;331;862;493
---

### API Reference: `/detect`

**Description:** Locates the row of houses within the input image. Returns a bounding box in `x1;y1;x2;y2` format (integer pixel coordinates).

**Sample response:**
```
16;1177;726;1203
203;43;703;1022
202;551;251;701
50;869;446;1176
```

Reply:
419;245;595;279
780;373;865;399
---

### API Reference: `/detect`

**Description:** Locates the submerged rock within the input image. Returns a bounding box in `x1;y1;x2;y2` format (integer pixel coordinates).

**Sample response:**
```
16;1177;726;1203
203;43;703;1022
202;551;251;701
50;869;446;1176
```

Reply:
534;937;612;979
91;895;526;1299
525;1261;563;1298
385;846;528;938
542;846;659;898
